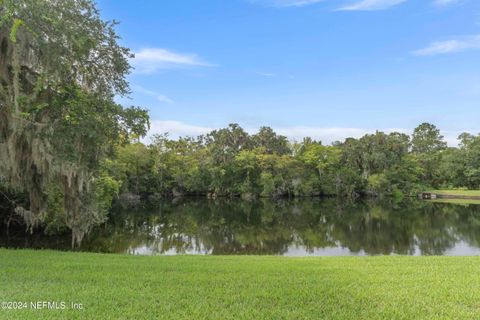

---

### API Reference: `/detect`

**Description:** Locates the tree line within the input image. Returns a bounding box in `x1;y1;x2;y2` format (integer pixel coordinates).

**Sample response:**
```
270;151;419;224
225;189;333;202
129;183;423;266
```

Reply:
108;122;479;206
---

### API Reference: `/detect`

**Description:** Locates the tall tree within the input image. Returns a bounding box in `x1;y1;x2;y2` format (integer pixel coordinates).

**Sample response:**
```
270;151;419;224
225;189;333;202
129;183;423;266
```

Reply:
411;123;447;154
252;126;290;155
0;0;149;245
206;123;250;165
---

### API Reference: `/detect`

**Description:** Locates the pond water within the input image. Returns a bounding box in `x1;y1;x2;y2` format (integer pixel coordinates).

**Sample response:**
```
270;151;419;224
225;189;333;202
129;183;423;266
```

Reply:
3;198;480;256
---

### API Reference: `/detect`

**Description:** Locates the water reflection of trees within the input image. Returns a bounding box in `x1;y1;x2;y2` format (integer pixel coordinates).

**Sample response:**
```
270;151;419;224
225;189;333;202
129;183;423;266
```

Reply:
77;199;480;256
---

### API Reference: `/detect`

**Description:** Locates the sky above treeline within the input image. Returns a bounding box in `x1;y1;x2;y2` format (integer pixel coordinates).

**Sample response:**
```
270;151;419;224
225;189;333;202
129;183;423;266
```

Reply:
97;0;480;145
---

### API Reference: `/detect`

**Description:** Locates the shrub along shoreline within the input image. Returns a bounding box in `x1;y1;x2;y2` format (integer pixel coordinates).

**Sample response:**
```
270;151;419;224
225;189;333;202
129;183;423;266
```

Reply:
1;249;480;319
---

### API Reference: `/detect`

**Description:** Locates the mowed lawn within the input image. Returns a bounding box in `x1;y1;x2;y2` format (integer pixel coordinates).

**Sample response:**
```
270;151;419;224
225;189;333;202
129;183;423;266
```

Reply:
1;250;480;319
428;189;480;197
426;189;480;204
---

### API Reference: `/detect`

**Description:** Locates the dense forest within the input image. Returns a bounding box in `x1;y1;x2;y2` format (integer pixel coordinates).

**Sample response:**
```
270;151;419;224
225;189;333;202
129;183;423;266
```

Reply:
1;0;480;244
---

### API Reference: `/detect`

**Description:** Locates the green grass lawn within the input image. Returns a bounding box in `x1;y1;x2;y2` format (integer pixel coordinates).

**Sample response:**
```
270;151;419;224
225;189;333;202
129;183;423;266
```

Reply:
428;189;480;197
2;250;480;319
425;189;480;204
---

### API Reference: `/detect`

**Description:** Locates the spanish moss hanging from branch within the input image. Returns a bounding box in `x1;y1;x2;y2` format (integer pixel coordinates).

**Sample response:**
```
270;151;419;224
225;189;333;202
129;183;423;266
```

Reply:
0;0;150;246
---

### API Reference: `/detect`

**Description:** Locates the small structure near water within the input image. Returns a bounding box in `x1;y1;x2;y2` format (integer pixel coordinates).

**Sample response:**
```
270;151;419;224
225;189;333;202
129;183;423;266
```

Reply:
419;193;437;200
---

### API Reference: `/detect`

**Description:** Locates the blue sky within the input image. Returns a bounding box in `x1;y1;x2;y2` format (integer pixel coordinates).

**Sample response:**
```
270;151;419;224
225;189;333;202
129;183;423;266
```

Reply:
97;0;480;145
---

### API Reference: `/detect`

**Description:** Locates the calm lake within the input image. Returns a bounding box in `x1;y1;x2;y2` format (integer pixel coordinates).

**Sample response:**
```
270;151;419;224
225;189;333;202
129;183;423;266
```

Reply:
3;198;480;256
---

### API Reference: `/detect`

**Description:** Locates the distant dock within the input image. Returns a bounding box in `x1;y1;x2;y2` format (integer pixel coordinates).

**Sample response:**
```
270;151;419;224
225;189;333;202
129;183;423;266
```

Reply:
419;191;480;201
419;192;437;200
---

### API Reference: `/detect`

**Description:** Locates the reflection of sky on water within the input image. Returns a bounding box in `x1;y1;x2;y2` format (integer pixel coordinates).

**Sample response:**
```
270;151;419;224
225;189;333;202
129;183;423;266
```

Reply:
128;238;213;256
443;241;480;256
129;241;480;257
129;246;211;256
127;243;365;256
128;243;366;257
126;240;480;257
284;246;366;257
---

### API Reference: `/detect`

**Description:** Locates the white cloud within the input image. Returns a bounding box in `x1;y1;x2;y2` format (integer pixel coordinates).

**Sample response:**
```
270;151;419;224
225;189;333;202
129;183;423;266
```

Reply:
274;126;410;144
255;71;276;77
133;85;174;104
253;0;461;10
432;0;461;6
279;126;460;146
251;0;325;7
144;120;463;146
156;95;175;104
413;35;480;56
132;48;213;74
146;120;214;141
442;131;463;147
145;120;402;144
338;0;406;11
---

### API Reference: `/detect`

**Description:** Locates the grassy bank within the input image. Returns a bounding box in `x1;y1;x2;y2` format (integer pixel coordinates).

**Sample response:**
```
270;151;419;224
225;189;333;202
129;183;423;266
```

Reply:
0;250;480;319
1;250;480;319
428;189;480;197
425;189;480;204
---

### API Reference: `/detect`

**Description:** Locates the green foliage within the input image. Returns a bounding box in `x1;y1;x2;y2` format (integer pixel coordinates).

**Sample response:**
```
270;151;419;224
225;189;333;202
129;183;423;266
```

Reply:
411;123;447;154
94;174;120;214
106;122;480;202
43;186;67;235
251;126;290;155
9;18;23;43
0;0;149;245
368;173;389;195
259;172;275;197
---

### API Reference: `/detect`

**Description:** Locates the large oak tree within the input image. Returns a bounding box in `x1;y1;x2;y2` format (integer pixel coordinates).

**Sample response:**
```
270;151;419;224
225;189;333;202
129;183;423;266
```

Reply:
0;0;149;245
